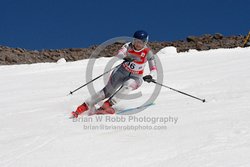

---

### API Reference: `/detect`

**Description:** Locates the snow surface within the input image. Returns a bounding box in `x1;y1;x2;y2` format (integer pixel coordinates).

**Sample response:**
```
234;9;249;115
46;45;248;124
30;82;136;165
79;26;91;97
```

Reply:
1;46;250;167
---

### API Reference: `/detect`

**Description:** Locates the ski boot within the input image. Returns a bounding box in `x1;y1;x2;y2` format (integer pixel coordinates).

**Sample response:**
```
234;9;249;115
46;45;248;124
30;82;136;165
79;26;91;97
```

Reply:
95;100;115;115
71;103;88;118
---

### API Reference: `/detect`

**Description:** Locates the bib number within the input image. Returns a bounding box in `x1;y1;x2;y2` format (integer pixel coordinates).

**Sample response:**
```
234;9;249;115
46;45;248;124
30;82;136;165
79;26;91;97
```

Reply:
126;62;135;69
125;62;145;71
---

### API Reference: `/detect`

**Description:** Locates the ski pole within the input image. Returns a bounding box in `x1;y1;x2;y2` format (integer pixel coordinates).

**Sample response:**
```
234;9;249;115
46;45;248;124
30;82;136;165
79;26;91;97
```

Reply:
68;64;120;95
151;80;206;103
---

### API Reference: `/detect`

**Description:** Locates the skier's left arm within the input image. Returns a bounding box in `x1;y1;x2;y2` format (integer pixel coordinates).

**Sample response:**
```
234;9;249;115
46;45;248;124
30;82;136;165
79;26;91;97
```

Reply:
148;50;157;78
143;50;157;82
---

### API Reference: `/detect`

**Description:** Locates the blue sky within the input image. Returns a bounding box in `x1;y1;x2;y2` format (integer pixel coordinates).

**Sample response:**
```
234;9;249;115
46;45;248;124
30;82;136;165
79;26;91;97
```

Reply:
1;0;249;50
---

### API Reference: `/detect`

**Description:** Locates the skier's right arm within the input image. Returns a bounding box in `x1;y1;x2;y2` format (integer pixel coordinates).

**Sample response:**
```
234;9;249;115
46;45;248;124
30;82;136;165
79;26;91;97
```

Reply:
115;43;129;59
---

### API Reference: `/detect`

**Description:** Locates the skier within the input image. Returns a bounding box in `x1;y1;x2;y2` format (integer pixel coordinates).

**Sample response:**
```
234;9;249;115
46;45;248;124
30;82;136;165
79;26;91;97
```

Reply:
71;30;157;118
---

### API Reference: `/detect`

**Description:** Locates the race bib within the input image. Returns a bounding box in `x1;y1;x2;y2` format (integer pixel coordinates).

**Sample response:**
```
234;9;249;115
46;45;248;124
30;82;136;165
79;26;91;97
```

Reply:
124;61;146;71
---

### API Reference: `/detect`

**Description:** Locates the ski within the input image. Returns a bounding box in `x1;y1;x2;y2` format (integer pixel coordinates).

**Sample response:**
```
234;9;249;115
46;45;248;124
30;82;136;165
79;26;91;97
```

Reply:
70;103;155;118
116;102;155;115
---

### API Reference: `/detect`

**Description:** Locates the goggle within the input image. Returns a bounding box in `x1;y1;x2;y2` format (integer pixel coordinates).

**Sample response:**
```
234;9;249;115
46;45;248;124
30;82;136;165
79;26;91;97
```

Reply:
132;38;147;47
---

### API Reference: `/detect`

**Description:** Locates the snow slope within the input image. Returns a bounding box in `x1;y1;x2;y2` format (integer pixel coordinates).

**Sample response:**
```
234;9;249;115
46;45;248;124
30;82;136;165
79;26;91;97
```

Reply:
1;46;250;167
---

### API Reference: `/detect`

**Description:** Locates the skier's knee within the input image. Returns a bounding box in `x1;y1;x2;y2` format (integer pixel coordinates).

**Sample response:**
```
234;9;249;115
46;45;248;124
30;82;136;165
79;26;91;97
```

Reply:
123;85;133;91
123;80;139;90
